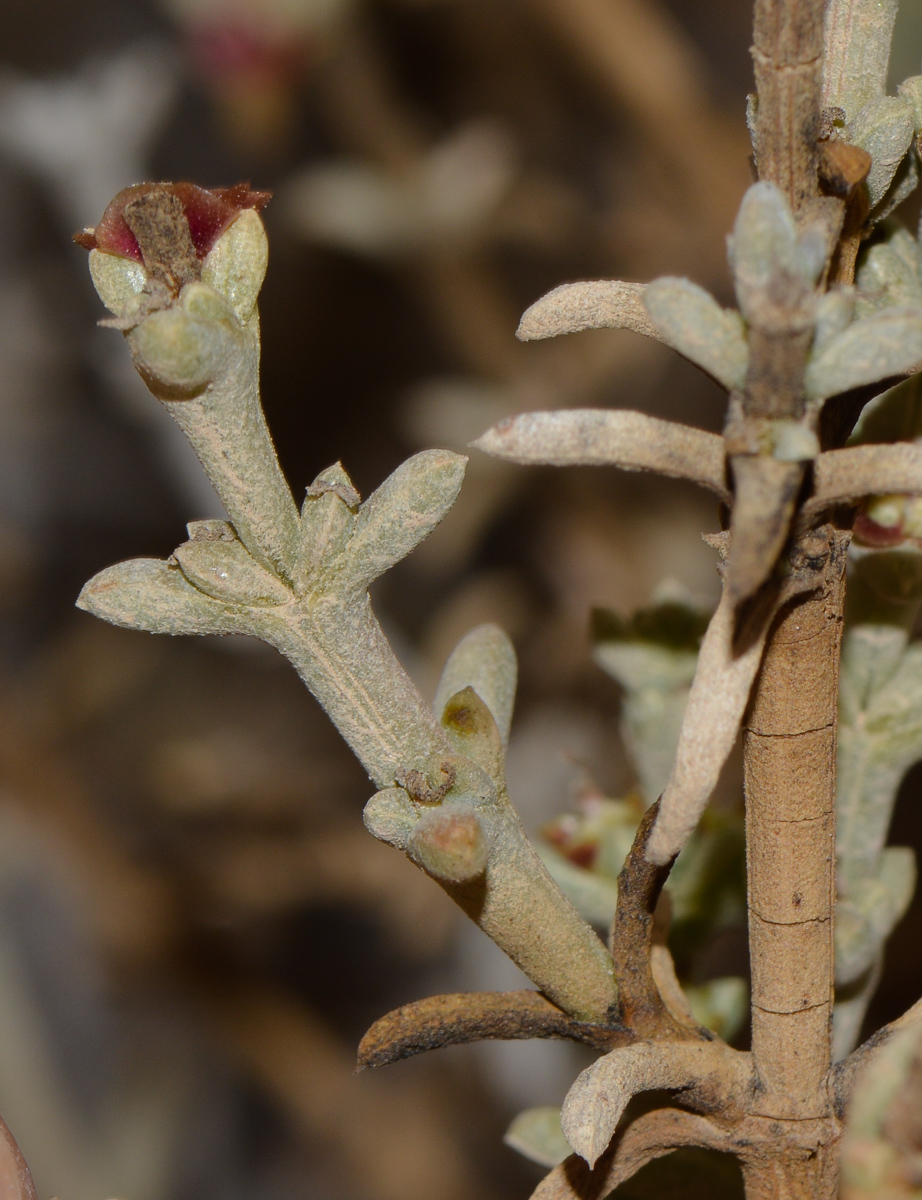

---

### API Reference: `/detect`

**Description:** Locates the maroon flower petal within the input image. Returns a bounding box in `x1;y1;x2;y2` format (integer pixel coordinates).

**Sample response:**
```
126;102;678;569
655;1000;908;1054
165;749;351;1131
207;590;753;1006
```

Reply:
853;512;907;548
74;182;271;262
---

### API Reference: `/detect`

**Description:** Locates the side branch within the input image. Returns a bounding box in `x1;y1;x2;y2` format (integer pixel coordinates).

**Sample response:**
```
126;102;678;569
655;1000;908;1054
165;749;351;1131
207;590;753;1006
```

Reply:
610;801;688;1037
831;995;922;1116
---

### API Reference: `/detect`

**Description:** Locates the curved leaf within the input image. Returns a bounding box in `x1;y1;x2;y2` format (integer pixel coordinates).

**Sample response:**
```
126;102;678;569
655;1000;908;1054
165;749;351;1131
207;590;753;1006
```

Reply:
516;281;662;342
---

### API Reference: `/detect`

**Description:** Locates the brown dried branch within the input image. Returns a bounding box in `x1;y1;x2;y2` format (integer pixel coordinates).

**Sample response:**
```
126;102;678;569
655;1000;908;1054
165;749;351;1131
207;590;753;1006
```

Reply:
529;1108;734;1200
0;1116;37;1200
472;410;730;501
805;442;922;517
744;528;848;1126
357;991;625;1069
609;802;694;1038
516;282;662;344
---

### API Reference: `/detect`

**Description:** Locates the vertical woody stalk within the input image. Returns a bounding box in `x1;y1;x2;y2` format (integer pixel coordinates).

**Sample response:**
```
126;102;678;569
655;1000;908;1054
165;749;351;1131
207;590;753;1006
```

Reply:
751;0;824;211
742;531;847;1195
742;0;846;1194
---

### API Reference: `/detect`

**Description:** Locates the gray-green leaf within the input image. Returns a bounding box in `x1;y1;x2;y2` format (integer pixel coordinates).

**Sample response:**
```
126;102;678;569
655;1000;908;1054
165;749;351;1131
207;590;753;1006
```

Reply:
76;558;247;636
504;1107;572;1168
173;536;292;607
849;95;916;207
334;450;467;591
642;277;748;392
805;308;922;403
297;461;359;590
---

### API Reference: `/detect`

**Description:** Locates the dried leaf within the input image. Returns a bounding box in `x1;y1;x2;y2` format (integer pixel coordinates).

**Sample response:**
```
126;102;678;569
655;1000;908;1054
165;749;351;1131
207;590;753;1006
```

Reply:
516;280;661;342
808;443;922;516
472;409;729;501
805;309;922;403
76;558;246;636
560;1039;751;1167
356;991;621;1069
530;1108;732;1200
333;450;467;591
643;277;749;392
434;624;517;746
647;587;770;865
726;456;804;603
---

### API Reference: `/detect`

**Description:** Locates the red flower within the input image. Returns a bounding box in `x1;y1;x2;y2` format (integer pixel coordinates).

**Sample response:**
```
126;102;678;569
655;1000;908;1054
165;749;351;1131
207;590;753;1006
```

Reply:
74;182;271;262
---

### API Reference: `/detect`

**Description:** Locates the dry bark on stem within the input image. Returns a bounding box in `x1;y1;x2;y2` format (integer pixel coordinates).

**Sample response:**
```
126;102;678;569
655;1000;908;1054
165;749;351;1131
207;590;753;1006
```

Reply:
752;0;825;211
742;527;849;1193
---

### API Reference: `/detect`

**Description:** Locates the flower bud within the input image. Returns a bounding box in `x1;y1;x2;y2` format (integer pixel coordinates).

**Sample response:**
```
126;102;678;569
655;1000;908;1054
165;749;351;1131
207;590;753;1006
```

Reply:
407;802;490;883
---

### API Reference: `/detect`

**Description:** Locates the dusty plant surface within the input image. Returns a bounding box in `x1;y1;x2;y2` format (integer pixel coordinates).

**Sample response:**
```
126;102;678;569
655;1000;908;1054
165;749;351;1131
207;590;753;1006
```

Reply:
4;1;922;1199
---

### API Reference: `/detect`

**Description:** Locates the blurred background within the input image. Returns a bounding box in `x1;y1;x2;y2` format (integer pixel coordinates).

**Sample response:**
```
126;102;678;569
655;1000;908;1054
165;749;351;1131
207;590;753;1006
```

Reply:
0;1;920;1198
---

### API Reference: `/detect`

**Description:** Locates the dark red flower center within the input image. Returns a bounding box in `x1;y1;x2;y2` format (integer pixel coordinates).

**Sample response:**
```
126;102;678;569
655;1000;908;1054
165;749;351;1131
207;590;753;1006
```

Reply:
74;182;271;263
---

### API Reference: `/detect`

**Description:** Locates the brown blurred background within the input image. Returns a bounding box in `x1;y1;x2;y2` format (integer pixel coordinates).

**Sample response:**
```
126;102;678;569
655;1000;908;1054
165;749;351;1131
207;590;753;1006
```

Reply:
0;1;920;1198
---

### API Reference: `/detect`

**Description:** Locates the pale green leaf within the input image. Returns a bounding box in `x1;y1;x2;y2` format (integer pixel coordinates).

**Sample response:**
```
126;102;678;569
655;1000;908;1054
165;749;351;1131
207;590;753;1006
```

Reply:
849;95;916;207
805;308;922;403
333;450;467;591
76;558;246;636
363;787;417;849
504;1107;571;1168
642;277;748;392
536;845;619;929
173;535;292;607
